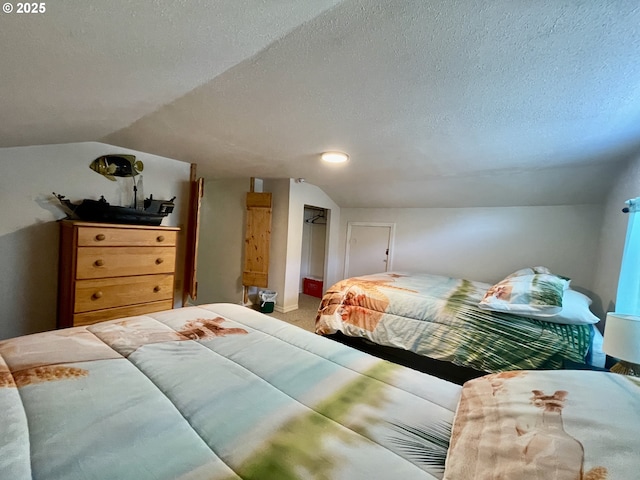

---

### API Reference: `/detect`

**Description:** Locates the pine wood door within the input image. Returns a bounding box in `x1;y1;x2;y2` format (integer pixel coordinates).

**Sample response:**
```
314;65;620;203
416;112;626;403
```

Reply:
242;192;272;288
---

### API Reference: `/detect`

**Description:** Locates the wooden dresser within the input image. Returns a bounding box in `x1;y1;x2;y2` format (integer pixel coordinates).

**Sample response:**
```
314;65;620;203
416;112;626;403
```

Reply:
57;221;179;328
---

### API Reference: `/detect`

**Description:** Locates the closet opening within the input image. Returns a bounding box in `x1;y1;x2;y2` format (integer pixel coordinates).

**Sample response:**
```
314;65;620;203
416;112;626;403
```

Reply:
301;205;327;299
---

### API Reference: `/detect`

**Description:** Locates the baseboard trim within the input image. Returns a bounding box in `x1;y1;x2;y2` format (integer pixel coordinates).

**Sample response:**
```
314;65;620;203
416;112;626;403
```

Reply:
276;303;299;314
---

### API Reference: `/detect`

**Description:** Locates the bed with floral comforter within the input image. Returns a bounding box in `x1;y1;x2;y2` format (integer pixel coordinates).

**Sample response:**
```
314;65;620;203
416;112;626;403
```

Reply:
0;303;461;480
316;272;597;375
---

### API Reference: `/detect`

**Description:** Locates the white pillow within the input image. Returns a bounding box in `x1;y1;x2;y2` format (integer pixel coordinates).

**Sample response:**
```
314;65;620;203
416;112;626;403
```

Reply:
519;289;600;325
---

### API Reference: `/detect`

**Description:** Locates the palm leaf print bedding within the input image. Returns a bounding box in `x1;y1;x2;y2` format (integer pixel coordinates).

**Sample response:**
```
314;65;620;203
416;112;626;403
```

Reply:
0;303;461;480
315;272;592;373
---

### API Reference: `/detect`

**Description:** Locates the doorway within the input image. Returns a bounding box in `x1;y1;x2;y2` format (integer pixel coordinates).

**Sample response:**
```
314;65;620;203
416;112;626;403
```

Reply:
344;222;395;278
300;206;327;293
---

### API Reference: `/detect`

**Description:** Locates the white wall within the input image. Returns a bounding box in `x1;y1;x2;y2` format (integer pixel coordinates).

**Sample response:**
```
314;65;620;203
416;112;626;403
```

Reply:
196;177;334;313
592;154;640;318
291;181;341;291
340;205;604;313
191;166;637;326
264;179;293;311
195;178;249;305
0;142;190;340
4;139;629;340
264;179;341;312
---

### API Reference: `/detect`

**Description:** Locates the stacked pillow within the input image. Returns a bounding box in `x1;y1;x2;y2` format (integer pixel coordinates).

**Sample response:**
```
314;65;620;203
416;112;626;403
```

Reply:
478;266;599;325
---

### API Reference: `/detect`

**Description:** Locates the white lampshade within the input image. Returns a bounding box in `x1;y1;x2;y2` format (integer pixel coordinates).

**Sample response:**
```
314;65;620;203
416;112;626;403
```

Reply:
603;313;640;364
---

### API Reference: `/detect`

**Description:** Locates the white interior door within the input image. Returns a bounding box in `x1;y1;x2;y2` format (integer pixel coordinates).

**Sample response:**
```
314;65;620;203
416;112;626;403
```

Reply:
345;223;395;278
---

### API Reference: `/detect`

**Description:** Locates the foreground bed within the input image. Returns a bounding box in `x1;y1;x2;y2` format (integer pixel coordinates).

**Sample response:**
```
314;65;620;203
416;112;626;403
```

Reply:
1;303;459;479
1;303;636;479
316;270;604;383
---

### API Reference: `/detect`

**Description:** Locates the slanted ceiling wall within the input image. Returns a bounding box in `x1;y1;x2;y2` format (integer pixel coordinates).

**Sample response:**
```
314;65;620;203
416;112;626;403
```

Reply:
0;142;190;340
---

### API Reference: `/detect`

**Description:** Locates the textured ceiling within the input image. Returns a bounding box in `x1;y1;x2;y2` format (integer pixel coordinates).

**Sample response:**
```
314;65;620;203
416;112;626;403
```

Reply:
2;0;640;207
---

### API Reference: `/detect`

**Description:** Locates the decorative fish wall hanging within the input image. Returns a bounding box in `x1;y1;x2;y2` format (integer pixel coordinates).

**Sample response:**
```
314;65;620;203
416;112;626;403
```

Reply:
90;154;144;181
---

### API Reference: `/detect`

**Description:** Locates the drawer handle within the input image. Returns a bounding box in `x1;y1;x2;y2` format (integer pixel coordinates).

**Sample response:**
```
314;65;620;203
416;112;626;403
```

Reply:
156;235;165;242
92;291;103;300
153;286;161;293
95;234;106;241
94;259;105;267
155;258;164;265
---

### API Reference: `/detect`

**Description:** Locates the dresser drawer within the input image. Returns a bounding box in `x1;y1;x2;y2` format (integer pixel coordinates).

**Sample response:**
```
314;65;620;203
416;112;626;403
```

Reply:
77;227;177;247
74;274;174;313
76;247;176;279
72;300;175;327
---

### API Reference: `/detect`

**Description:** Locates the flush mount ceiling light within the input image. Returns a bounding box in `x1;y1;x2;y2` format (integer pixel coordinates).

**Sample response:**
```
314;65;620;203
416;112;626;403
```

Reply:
321;151;349;163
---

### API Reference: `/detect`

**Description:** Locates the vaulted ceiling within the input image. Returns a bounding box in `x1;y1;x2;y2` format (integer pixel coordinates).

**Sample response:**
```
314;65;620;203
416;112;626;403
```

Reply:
2;1;640;207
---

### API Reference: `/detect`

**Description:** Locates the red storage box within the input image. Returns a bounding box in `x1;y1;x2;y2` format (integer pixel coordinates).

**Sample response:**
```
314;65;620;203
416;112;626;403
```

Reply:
303;277;324;298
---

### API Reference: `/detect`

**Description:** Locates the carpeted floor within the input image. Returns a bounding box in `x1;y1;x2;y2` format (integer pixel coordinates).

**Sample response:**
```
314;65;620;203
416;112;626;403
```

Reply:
266;293;321;332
